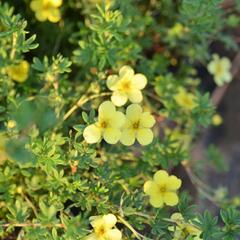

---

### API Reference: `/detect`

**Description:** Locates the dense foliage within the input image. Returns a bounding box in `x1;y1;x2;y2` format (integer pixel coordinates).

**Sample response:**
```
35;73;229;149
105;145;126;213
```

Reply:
0;0;240;239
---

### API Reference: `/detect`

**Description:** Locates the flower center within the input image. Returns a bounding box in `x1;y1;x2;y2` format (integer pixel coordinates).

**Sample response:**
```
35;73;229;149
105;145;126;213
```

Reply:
97;226;106;236
100;121;108;129
215;63;223;76
159;186;166;193
120;79;131;91
183;97;192;106
43;0;53;9
132;121;140;129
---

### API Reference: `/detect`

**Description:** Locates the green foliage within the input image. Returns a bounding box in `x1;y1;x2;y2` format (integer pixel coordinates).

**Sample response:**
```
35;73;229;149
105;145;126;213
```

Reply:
0;0;240;239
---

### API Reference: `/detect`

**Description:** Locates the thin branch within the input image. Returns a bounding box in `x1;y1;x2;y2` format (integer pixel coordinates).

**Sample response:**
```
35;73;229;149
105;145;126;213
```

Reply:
117;215;152;240
63;92;111;121
2;223;65;228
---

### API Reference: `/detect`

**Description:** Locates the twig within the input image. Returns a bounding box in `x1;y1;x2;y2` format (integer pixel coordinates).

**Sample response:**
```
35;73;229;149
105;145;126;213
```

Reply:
22;194;38;217
10;32;17;60
2;223;65;228
182;163;221;207
117;215;152;240
63;92;111;121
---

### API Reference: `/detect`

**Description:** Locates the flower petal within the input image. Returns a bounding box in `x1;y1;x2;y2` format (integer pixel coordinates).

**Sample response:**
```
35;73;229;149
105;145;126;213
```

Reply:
128;90;143;103
143;180;159;195
207;61;216;74
126;104;142;121
98;101;116;119
83;124;101;144
163;192;179;206
153;170;169;185
107;75;119;91
149;195;164;208
48;8;61;22
105;229;122;240
221;57;231;70
166;176;182;191
110;111;126;128
136;128;153;145
120;129;135;146
132;73;147;89
111;91;128;107
139;112;155;128
103;214;117;229
35;10;48;21
30;0;43;11
119;65;134;78
103;128;121;144
50;0;62;7
84;233;98;240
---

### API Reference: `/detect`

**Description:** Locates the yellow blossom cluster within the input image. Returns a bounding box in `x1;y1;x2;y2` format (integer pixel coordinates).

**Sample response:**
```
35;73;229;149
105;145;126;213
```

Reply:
83;101;155;146
30;0;62;23
6;60;30;83
143;170;181;208
168;213;202;240
83;66;155;146
85;214;122;240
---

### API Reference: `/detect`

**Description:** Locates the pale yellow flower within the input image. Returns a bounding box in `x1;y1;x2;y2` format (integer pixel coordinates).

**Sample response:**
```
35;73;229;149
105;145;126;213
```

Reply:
30;0;62;23
107;66;147;106
120;104;155;146
168;23;188;38
207;54;232;86
168;213;202;240
144;170;181;208
212;114;223;126
7;60;29;83
83;101;125;144
7;120;17;129
174;87;197;111
85;214;122;240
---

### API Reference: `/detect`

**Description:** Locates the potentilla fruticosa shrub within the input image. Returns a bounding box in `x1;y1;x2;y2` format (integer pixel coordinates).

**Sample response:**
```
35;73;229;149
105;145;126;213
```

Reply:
0;0;240;239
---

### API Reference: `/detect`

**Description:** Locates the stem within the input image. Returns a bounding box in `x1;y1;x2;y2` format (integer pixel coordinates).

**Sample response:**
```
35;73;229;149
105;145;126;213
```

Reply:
117;215;152;240
63;92;111;121
2;223;65;228
145;91;162;104
10;32;17;60
22;194;38;217
183;163;221;206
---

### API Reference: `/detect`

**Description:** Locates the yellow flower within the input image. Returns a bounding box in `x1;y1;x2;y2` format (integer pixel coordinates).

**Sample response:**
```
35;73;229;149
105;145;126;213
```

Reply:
168;213;202;240
174;87;197;111
85;214;122;240
83;101;125;144
7;120;17;129
212;114;223;126
30;0;62;23
143;170;181;208
120;104;155;146
207;54;232;86
107;66;147;106
168;23;188;38
7;60;29;83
